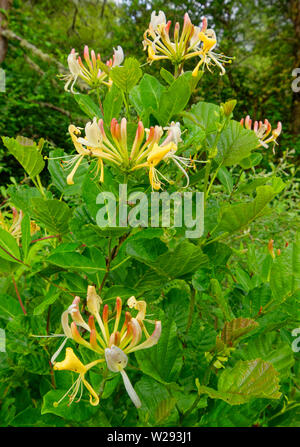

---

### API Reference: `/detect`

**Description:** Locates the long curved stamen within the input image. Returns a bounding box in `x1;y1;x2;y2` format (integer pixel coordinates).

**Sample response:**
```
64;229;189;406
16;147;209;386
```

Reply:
171;157;190;187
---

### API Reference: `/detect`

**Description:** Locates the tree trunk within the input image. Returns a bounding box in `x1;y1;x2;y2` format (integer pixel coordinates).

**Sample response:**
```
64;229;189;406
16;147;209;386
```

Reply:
290;0;300;135
0;0;11;63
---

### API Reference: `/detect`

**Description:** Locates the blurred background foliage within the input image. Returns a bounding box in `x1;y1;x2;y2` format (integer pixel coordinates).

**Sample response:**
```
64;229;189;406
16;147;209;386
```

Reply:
0;0;299;185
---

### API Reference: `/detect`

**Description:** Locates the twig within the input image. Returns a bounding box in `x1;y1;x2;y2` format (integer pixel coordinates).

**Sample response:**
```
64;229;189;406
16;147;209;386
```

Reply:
0;243;29;266
30;234;60;244
31;101;72;117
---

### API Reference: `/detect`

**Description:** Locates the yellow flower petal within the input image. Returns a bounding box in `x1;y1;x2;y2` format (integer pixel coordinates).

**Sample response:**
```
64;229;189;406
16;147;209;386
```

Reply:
53;347;86;374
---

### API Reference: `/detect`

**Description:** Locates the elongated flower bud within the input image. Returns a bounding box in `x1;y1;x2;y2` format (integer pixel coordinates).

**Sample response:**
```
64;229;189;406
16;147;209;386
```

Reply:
70;297;90;332
128;321;162;353
87;286;102;315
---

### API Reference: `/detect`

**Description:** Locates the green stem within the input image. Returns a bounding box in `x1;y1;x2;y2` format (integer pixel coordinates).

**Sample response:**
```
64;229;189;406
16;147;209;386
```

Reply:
122;91;129;118
96;88;104;116
205;163;222;200
203;160;211;206
36;175;46;198
229;168;243;201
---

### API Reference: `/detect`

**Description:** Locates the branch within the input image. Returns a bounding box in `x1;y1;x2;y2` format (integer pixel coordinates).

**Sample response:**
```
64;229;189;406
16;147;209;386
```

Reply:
31;101;72;117
0;28;66;72
0;0;11;63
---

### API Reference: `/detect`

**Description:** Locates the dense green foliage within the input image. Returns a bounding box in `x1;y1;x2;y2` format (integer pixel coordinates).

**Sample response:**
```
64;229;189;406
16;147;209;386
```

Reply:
0;0;299;429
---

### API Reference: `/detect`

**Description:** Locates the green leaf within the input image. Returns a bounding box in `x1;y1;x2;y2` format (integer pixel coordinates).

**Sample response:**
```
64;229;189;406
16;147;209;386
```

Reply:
213;120;259;166
0;294;23;320
221;318;259;346
48;247;106;274
210;278;232;321
183;101;220;133
198;358;281;405
239;152;263;169
160;67;175;85
238;177;270;194
2;136;45;178
74;93;103;120
200;399;269;427
110;57;142;93
42;389;98;422
237;332;295;380
217;167;233;193
0;257;19;273
129;74;165;122
126;239;208;279
33;289;60;316
47;149;88;196
103;285;137;301
30;199;72;235
154;73;192;126
135;318;183;384
135;376;177;425
103;83;123;124
7;185;44;214
0;228;21;263
161;288;189;334
217;185;283;235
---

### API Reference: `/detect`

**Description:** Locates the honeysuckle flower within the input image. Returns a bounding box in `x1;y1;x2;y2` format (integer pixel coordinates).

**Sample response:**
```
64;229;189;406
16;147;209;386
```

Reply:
61;49;83;94
61;45;124;92
191;21;233;77
0;207;39;244
163;121;182;146
240;115;282;149
143;12;232;76
53;347;103;407
150;10;167;32
57;117;194;189
51;286;162;408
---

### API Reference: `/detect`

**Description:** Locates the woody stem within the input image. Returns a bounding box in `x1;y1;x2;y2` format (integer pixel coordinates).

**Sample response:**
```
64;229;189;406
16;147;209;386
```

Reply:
12;274;27;315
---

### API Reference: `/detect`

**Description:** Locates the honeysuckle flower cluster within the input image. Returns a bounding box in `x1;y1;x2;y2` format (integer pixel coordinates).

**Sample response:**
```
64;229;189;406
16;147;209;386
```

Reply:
143;11;232;76
0;207;39;244
240;115;282;149
62;117;195;190
51;287;161;408
62;45;124;93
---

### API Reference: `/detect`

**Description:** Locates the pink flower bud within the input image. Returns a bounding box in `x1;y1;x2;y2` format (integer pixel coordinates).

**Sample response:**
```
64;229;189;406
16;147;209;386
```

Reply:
90;329;98;349
201;17;208;32
102;304;109;324
91;50;96;67
84;45;90;62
